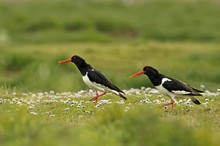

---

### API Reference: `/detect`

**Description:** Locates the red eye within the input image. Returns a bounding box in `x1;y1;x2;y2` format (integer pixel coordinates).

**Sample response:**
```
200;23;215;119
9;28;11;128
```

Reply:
73;56;76;60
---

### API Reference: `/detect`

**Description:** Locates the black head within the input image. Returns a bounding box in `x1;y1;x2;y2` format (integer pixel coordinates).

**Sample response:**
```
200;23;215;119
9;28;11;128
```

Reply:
143;66;159;77
58;55;86;66
58;55;92;76
129;66;159;78
70;55;86;65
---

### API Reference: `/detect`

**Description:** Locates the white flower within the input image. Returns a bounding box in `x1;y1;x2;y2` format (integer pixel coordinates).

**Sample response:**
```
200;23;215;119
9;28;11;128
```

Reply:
153;100;161;104
65;108;70;111
125;106;130;112
17;102;22;106
30;112;38;115
50;115;55;118
49;91;55;95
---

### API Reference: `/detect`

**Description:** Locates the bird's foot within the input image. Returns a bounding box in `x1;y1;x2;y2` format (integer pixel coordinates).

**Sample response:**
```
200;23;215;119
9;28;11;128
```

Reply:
163;100;175;110
90;91;106;105
90;91;99;105
90;96;98;105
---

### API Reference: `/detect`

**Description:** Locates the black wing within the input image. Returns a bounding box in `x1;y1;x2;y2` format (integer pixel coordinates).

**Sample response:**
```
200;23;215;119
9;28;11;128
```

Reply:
87;69;124;94
162;77;203;96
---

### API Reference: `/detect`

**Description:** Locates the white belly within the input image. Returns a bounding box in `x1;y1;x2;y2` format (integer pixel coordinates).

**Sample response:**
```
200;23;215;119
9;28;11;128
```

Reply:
155;84;170;96
155;78;175;100
82;74;105;92
82;73;121;95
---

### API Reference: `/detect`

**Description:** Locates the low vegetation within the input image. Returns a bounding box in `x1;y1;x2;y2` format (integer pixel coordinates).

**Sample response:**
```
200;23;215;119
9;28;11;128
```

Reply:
0;0;220;145
0;88;220;146
0;0;220;43
1;42;220;92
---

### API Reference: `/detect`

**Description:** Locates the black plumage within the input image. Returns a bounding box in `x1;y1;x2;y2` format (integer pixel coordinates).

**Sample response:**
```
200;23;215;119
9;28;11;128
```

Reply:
59;55;126;104
162;77;203;96
130;66;203;109
87;69;126;100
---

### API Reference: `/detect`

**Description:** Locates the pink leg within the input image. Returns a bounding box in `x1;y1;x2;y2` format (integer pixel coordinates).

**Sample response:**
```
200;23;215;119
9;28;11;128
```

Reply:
163;99;175;110
90;91;99;103
90;91;106;105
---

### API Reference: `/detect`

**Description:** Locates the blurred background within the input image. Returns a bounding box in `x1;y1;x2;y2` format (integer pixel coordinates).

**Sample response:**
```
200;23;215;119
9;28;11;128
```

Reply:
0;0;220;92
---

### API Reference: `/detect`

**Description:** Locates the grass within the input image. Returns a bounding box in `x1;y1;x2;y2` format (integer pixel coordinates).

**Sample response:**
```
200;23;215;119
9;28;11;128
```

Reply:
0;0;219;92
0;0;220;43
0;88;220;146
0;41;220;92
0;0;220;145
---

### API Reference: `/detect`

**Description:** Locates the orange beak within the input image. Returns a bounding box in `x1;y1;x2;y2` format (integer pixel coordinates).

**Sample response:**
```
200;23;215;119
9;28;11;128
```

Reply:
129;70;144;78
58;59;71;64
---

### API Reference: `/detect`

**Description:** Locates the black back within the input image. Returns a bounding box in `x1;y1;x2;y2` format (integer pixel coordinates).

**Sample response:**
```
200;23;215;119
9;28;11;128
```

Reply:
71;55;124;94
162;76;203;96
143;66;203;95
87;69;125;94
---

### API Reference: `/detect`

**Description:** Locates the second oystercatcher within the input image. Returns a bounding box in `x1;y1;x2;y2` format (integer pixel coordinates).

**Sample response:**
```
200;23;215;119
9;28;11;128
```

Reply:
129;66;203;109
58;55;127;104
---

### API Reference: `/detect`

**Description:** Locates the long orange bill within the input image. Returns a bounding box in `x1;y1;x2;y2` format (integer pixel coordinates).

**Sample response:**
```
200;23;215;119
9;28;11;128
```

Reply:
129;70;144;78
58;59;71;64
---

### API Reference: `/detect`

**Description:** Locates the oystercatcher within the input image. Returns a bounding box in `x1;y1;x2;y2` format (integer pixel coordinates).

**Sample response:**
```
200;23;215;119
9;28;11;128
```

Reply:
129;66;203;109
58;55;127;104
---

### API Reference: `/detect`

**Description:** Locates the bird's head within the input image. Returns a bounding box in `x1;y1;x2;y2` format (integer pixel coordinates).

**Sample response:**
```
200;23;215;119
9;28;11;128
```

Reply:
58;55;85;66
129;66;159;78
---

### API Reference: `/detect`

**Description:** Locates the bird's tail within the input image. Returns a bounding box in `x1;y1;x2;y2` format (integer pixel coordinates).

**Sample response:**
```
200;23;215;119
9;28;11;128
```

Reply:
192;87;204;93
119;93;127;100
191;97;201;105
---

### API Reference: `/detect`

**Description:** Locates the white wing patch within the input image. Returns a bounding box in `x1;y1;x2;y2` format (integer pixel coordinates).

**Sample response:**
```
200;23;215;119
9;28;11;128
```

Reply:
162;78;191;95
161;78;172;84
172;90;191;95
155;77;194;100
155;78;172;95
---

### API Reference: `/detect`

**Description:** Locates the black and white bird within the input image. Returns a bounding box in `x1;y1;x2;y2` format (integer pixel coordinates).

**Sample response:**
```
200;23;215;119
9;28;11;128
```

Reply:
129;66;203;109
58;55;127;104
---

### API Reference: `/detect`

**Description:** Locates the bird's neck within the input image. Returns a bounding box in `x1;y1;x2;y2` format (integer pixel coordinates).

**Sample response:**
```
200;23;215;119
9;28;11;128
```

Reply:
147;73;164;86
76;62;93;76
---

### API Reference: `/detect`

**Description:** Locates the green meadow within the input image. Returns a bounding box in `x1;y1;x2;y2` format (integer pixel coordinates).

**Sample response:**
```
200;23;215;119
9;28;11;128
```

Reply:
0;0;220;145
1;42;220;92
0;90;220;146
0;0;220;43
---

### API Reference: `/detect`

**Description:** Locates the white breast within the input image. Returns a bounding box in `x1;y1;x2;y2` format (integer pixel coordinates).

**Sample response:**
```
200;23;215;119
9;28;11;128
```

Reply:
82;73;105;92
155;84;170;96
155;78;175;99
82;73;121;95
